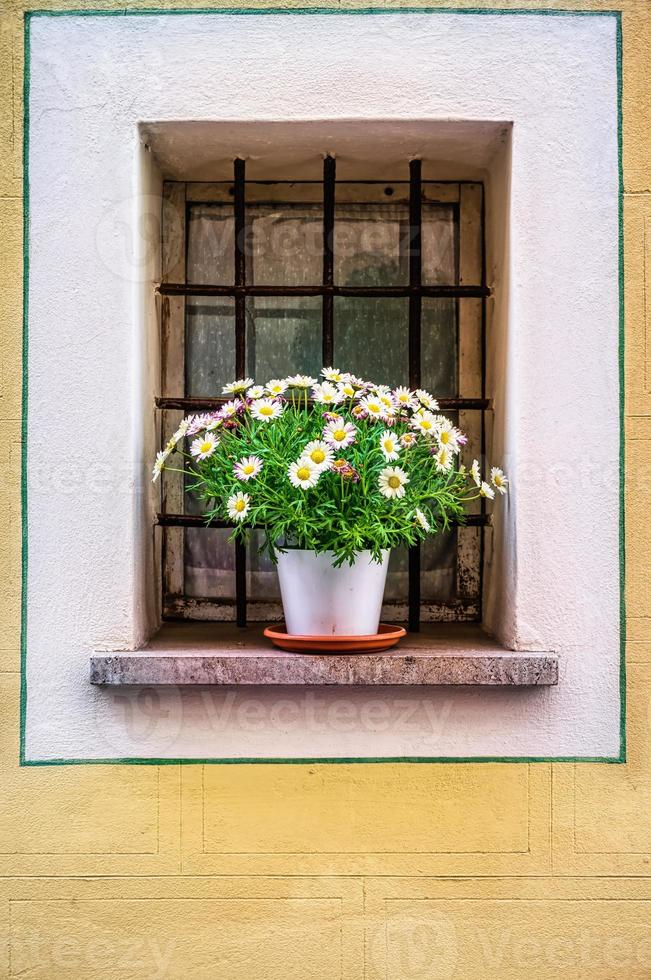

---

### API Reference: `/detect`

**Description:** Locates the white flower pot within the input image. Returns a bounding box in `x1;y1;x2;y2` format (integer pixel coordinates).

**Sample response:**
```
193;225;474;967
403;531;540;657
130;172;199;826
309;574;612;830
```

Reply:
276;549;390;636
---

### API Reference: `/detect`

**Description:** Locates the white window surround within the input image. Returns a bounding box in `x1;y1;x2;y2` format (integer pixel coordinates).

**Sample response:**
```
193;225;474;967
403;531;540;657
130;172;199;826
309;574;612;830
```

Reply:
24;10;621;761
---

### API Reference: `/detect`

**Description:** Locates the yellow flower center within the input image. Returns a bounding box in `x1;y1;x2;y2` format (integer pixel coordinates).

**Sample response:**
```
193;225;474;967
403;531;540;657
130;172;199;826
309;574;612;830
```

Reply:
260;405;273;416
368;403;380;413
383;440;393;451
333;429;346;442
440;430;450;443
200;441;212;453
421;420;432;431
310;449;326;464
235;499;246;512
388;476;401;489
297;466;311;481
243;464;254;474
333;460;347;470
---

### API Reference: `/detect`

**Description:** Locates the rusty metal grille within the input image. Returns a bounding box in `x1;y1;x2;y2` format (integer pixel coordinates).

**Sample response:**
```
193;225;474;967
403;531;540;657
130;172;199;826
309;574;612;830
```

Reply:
156;158;489;630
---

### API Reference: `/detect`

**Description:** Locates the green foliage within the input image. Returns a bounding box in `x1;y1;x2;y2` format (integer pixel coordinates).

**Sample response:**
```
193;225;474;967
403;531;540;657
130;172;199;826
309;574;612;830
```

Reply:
155;376;504;566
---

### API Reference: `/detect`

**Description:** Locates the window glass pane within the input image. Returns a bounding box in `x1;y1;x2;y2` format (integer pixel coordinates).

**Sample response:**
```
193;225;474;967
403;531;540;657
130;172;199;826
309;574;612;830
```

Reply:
333;199;457;287
422;204;457;285
184;527;234;599
421;530;457;600
383;547;408;604
248;530;282;602
187;204;234;285
421;298;458;397
334;297;408;387
185;297;235;396
249;204;322;285
245;296;321;381
382;532;457;608
334;202;408;286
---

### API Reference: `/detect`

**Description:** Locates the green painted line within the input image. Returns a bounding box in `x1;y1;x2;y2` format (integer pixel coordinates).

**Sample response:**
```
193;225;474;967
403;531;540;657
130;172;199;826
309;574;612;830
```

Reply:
19;12;31;769
616;11;626;765
20;754;624;766
19;6;626;767
25;7;622;17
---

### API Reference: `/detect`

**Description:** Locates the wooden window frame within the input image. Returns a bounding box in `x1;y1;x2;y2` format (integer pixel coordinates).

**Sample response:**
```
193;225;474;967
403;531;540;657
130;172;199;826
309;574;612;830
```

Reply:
157;162;489;630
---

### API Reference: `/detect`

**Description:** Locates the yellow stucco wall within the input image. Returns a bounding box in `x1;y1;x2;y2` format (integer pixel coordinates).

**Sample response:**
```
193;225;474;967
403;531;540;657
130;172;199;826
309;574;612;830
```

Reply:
1;1;650;976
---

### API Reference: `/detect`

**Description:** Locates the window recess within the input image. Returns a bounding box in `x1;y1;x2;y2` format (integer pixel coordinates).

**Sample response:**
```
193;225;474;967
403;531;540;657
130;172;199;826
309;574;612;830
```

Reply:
156;158;491;631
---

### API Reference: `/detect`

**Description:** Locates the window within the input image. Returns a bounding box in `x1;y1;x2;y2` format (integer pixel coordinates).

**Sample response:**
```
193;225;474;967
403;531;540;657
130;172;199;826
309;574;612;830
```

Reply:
157;159;489;630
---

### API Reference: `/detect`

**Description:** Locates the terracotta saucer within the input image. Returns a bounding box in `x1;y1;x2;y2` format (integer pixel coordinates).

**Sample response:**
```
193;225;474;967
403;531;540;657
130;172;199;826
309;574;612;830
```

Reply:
263;623;406;654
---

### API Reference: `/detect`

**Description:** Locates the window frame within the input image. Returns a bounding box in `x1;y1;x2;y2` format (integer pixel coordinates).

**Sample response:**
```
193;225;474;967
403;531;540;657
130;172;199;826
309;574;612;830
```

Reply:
157;162;489;630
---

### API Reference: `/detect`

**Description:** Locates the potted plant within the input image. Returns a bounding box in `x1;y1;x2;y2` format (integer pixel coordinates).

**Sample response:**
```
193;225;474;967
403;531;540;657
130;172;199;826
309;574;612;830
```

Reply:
153;369;508;637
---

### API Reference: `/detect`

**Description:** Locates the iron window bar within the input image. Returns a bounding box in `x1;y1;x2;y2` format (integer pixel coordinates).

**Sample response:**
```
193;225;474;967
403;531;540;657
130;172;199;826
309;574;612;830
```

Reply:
322;155;336;365
233;158;247;627
157;513;490;529
157;396;490;412
407;159;423;632
157;283;490;298
159;158;488;631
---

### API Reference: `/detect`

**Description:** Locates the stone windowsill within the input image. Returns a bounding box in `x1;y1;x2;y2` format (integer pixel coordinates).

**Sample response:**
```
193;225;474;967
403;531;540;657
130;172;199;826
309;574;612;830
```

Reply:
90;623;558;687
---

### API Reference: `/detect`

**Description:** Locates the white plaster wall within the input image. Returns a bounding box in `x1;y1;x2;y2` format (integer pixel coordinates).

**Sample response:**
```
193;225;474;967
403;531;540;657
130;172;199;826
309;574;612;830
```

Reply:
25;11;621;760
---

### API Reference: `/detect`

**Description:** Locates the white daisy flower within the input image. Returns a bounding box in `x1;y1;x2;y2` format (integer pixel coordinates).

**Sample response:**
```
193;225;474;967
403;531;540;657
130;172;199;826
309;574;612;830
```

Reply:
480;480;495;499
302;439;334;470
337;380;358;399
234;455;263;481
250;398;284;422
169;418;190;446
247;385;265;399
187;412;220;435
373;384;391;396
321;367;350;383
415;508;431;532
415;388;439;410
286;374;318;388
220;400;241;419
377;393;396;417
470;459;481;487
311;381;344;405
152;450;168;482
400;432;418;448
360;395;385;419
410;411;437;435
491;467;509;495
436;419;461;453
433;446;454;472
190;432;219;460
266;378;288;397
393;386;418;410
222;378;254;395
379;430;401;461
227;490;251;522
323;419;357;450
378;466;410;499
288;458;320;489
